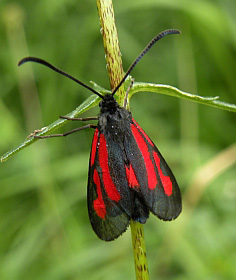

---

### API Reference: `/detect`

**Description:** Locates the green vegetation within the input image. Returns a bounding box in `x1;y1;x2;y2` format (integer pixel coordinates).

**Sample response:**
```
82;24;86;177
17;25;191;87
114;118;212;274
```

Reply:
0;0;235;279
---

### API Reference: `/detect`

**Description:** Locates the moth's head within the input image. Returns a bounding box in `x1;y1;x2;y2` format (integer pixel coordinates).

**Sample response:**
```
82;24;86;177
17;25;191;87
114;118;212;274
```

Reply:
99;94;119;114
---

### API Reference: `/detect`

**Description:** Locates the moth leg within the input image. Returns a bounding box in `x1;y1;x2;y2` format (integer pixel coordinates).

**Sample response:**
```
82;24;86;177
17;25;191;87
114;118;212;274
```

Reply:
60;116;98;121
123;78;135;109
34;124;97;139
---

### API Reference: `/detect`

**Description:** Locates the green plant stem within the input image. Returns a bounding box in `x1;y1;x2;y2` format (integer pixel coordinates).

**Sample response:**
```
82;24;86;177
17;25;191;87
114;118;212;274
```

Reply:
131;220;150;280
96;0;125;104
96;1;149;279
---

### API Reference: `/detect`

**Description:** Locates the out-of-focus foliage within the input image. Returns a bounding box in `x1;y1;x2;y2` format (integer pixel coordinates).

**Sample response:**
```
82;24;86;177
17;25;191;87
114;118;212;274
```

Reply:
0;0;235;279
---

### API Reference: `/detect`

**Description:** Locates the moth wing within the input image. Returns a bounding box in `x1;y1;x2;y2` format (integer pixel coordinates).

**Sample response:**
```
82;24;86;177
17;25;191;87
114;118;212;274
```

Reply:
125;119;182;221
87;129;131;241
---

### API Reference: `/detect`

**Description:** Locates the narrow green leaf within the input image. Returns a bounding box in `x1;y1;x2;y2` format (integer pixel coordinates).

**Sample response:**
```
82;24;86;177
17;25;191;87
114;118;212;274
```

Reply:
1;94;100;162
2;80;236;163
129;82;236;113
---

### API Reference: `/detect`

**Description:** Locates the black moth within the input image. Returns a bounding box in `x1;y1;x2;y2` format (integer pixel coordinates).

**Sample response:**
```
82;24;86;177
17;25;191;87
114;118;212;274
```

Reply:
19;29;182;241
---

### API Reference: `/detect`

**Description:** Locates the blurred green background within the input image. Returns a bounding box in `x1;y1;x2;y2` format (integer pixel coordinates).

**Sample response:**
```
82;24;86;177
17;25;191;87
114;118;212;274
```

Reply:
1;0;236;279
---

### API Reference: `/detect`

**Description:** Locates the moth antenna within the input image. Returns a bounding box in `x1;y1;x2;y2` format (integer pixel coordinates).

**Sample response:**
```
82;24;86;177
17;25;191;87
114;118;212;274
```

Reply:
112;29;181;96
18;57;104;99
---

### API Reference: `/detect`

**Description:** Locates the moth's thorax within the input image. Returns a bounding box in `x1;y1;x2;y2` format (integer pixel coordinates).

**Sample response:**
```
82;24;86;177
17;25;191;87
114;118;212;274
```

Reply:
98;94;132;136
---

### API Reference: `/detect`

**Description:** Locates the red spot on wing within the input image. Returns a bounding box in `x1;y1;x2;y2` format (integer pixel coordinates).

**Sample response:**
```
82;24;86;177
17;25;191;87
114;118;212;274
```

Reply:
125;165;139;189
90;128;99;166
93;169;106;219
132;119;154;147
99;134;121;202
131;124;157;190
153;152;172;196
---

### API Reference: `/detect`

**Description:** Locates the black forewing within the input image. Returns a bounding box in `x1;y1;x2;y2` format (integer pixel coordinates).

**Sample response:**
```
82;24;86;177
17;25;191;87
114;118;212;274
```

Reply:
87;130;132;241
124;119;182;221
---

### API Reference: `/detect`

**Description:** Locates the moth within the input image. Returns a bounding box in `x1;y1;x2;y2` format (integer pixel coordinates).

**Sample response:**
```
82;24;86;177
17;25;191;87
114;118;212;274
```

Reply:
19;29;182;241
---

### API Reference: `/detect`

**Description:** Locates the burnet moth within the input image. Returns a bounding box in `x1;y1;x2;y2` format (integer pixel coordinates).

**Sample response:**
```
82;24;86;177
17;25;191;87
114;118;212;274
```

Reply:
19;29;182;241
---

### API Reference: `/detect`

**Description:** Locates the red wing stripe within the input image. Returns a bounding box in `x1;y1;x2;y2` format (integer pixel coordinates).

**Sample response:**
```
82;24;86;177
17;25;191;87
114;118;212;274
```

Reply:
153;152;172;196
93;169;106;219
90;128;99;166
131;124;157;190
125;165;139;189
99;134;121;202
132;119;154;147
